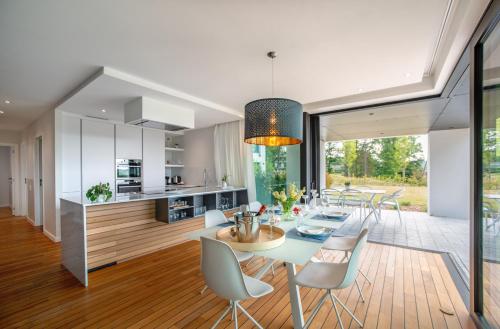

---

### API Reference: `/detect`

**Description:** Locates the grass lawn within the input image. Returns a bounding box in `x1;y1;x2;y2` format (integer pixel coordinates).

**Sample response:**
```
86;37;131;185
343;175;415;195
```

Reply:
326;174;428;212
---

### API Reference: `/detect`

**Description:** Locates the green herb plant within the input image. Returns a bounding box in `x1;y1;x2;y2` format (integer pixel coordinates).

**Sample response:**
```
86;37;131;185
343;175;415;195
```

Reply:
86;182;113;202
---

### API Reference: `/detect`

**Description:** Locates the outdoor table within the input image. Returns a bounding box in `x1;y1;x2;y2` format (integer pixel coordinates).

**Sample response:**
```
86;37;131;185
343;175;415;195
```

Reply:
188;208;348;329
325;187;386;222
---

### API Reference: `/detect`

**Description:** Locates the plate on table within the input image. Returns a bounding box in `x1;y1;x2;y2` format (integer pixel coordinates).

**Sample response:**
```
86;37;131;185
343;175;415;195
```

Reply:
321;210;349;221
296;225;332;238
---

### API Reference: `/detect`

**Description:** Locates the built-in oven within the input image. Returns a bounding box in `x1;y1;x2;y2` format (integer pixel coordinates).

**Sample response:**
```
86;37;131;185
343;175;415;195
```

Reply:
116;179;142;195
116;159;142;179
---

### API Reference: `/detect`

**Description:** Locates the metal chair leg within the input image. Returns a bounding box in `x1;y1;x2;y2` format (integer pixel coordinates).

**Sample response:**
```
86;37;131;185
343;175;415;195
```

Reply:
355;278;365;302
330;291;364;327
396;201;402;225
245;256;256;268
320;248;327;261
303;291;329;329
237;302;263;329
233;303;238;329
358;269;372;284
211;304;232;329
328;290;345;329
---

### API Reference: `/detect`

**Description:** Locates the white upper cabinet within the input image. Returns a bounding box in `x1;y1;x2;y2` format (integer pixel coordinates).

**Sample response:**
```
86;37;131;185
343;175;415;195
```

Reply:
82;119;115;195
115;124;142;160
61;115;81;195
143;128;165;190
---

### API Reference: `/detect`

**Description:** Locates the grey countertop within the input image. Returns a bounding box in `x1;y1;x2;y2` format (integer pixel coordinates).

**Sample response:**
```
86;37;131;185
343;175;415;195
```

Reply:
61;186;247;207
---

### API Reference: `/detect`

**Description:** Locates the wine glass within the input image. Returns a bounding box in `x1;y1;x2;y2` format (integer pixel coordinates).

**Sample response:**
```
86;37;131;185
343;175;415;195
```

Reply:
301;195;309;209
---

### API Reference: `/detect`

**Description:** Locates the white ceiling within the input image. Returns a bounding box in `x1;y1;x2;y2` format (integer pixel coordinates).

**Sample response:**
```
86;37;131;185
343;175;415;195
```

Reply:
320;67;471;141
0;0;490;131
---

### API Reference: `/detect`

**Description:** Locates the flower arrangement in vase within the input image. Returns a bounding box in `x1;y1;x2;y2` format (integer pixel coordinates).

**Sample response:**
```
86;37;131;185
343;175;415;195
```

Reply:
221;174;230;188
272;183;305;220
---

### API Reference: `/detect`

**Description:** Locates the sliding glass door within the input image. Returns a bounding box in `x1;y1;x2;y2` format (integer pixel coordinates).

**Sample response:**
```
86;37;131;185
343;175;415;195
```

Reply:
473;5;500;327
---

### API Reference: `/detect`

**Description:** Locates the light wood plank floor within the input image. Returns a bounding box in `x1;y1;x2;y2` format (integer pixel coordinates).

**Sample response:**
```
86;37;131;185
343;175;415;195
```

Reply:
0;207;476;328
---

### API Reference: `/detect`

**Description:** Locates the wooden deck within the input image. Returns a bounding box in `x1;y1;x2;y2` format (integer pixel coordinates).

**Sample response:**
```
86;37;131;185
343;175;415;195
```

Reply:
0;207;476;328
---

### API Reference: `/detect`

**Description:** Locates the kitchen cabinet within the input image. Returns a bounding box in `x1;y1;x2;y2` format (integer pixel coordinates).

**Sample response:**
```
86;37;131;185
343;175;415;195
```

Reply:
115;124;142;159
82;119;115;195
143;128;165;191
61;114;81;196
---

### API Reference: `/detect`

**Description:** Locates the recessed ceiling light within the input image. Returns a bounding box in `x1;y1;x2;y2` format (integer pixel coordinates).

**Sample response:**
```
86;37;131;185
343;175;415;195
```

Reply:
4;100;11;104
0;110;4;114
101;108;106;113
358;88;364;93
405;72;411;77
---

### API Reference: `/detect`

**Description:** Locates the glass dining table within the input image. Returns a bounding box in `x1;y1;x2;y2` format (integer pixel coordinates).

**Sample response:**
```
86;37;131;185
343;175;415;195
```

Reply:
188;207;353;329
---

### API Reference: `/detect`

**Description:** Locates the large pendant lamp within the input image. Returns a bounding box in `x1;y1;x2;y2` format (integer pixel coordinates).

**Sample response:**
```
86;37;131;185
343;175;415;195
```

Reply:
244;51;303;146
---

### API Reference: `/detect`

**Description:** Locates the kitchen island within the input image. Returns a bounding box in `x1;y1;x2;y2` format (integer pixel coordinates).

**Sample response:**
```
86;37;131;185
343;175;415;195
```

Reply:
60;186;248;286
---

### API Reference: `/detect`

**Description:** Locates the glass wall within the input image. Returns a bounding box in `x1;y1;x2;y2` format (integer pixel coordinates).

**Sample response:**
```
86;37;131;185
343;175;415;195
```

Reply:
480;20;500;328
252;145;300;205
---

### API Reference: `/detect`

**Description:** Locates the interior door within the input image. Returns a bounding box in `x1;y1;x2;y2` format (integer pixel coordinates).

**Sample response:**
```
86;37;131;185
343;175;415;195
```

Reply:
473;9;500;328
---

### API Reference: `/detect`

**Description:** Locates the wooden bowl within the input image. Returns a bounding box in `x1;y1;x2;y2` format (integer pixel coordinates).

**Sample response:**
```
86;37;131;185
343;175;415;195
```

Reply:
215;224;286;251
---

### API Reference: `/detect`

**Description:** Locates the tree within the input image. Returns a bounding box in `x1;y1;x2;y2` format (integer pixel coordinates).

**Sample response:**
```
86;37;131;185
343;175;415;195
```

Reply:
343;140;357;177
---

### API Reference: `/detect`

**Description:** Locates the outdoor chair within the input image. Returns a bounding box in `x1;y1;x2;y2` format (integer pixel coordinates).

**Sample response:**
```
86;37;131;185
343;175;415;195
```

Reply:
377;188;404;224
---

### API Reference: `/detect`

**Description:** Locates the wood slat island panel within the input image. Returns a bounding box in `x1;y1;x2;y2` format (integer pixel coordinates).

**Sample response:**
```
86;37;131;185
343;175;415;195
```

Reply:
85;200;233;270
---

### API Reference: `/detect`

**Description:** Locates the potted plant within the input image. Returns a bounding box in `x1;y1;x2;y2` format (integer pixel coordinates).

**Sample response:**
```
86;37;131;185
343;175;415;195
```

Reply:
86;182;113;203
272;183;305;220
344;181;351;190
221;174;230;188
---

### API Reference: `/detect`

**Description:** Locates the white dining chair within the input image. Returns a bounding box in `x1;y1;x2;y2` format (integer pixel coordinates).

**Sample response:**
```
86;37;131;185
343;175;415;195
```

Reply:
201;237;274;329
201;210;254;294
294;229;368;329
319;210;372;284
377;188;404;224
249;201;262;213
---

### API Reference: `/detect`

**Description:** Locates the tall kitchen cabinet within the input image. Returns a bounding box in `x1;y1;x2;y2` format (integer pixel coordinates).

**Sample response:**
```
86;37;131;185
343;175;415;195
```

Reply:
82;120;116;195
143;128;165;192
115;125;142;159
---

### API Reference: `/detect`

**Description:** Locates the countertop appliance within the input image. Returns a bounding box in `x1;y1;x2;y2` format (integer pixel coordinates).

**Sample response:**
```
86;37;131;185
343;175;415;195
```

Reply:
165;176;171;185
171;175;182;184
116;159;142;195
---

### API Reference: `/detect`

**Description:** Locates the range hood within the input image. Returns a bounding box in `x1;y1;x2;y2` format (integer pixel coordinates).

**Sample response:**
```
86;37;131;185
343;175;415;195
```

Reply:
124;97;195;131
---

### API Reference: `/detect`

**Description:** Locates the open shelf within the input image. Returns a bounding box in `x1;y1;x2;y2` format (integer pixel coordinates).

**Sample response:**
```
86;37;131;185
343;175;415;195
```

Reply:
165;147;184;152
165;164;184;168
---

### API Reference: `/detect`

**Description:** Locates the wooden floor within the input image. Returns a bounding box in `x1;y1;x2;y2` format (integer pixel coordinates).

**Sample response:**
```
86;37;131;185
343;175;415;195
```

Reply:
0;207;476;329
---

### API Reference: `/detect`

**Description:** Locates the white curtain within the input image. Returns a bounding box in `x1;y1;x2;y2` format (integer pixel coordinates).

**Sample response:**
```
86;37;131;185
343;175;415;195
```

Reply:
214;120;256;202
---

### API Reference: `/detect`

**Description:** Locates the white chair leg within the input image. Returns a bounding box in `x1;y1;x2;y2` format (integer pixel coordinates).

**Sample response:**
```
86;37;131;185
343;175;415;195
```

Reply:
358;269;372;284
355;278;365;302
304;291;329;329
245;256;256;268
271;263;275;277
200;285;208;294
328;291;345;329
330;291;364;328
211;304;232;329
237;302;263;329
320;248;327;261
233;303;238;329
396;201;402;225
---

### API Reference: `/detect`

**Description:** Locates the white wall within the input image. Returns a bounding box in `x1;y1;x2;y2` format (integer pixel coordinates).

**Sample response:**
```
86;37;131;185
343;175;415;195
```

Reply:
183;127;216;186
21;109;57;241
0;146;11;207
428;128;470;219
0;130;21;144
